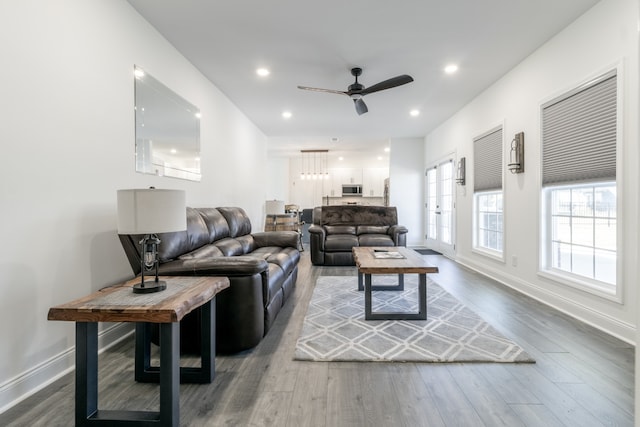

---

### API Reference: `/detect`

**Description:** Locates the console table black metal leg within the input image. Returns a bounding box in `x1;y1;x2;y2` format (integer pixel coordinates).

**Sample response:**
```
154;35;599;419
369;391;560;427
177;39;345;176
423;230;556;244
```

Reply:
159;322;179;426
197;298;215;383
76;322;98;425
77;322;179;426
136;299;216;384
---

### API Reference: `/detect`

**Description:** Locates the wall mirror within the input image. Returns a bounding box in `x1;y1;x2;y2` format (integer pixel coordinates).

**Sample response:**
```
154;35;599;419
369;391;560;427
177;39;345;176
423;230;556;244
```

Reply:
134;65;201;181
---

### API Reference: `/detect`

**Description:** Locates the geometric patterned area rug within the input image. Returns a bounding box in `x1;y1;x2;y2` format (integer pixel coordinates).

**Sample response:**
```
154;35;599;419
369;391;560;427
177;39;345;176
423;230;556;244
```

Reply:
294;276;535;363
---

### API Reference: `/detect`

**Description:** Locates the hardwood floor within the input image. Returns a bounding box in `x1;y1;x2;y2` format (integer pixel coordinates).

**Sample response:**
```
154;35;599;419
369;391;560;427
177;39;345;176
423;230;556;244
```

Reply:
1;250;634;426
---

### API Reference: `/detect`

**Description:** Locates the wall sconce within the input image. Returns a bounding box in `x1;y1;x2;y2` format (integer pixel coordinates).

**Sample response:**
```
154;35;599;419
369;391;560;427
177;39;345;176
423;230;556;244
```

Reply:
455;157;466;185
508;132;525;174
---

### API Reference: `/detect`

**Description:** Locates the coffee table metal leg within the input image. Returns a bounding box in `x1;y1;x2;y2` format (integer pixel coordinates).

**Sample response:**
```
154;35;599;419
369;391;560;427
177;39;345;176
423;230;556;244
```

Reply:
364;274;373;320
358;273;404;291
364;273;428;321
418;273;427;318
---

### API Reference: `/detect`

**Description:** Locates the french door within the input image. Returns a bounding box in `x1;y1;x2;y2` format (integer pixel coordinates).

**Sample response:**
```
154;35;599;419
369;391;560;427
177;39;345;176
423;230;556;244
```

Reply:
425;156;455;256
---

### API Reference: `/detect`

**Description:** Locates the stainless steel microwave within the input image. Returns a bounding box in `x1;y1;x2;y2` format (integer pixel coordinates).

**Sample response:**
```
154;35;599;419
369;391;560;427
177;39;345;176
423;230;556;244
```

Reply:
342;184;362;196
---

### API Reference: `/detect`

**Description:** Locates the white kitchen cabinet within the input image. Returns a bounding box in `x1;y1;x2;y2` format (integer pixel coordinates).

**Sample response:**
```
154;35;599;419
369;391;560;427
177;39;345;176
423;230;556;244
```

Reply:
362;168;388;197
327;168;363;196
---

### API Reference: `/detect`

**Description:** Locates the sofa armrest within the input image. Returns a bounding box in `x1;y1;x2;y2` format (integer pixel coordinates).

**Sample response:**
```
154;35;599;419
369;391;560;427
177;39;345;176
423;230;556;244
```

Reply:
388;225;408;246
308;224;326;238
158;256;269;276
252;231;299;249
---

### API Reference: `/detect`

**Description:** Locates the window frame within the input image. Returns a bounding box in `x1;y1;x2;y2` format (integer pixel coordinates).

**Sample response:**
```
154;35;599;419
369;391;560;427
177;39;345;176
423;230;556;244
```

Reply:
472;125;505;261
538;65;622;303
473;190;504;260
540;182;618;300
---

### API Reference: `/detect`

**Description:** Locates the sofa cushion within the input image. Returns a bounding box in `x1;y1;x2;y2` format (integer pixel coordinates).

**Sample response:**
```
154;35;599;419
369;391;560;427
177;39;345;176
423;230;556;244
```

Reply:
214;237;245;257
266;263;285;302
218;207;252;238
357;225;390;235
179;245;224;259
265;247;300;274
196;208;230;242
325;225;356;235
235;234;257;254
358;234;395;247
157;207;209;262
325;234;359;252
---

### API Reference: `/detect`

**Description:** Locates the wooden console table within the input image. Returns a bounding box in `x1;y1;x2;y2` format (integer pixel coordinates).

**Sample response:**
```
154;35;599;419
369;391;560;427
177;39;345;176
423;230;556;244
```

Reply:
48;276;229;427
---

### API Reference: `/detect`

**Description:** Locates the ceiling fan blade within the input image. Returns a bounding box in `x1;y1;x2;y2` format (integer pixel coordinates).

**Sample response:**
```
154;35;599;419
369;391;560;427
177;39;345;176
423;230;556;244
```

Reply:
297;85;348;96
354;98;368;115
359;75;414;96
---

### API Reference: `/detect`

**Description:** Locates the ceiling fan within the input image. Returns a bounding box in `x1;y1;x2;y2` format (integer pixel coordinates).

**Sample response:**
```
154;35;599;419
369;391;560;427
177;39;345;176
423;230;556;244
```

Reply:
297;67;414;115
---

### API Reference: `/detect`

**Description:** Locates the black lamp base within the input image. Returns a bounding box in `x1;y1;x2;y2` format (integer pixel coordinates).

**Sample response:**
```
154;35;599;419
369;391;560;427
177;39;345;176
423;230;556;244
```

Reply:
132;280;167;294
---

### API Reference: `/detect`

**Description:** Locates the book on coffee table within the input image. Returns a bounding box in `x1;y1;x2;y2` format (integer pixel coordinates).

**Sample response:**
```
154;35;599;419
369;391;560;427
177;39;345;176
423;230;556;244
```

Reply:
372;250;405;259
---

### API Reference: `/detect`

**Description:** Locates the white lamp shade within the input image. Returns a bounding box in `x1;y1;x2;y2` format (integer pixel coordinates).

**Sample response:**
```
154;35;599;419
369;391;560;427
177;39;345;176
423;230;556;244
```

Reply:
117;188;187;234
265;200;285;215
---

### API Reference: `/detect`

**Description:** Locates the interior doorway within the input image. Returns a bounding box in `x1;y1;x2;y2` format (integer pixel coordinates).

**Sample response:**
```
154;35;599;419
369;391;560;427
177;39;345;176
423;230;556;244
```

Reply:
425;155;456;257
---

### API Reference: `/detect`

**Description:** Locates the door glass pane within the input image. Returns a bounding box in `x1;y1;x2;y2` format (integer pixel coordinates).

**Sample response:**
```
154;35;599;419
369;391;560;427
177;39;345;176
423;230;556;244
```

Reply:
439;161;453;245
426;168;437;239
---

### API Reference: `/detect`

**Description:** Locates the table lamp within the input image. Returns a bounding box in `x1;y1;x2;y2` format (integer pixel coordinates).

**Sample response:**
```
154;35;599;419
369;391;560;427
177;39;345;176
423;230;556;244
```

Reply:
117;188;187;293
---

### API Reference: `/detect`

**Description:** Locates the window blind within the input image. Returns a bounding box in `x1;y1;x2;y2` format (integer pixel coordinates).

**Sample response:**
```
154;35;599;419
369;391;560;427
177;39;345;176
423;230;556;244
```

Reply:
473;128;503;192
542;71;617;186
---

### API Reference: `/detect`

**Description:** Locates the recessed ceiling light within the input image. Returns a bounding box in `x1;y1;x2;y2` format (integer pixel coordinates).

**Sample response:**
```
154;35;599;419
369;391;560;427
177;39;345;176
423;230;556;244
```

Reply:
410;109;420;117
444;64;459;74
384;147;390;153
134;69;145;78
377;156;383;160
256;68;270;77
282;111;292;119
338;157;344;161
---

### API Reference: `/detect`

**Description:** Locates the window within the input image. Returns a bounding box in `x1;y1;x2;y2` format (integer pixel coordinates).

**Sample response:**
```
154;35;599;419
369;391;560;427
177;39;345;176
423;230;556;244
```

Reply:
547;184;616;284
473;127;503;257
541;69;618;296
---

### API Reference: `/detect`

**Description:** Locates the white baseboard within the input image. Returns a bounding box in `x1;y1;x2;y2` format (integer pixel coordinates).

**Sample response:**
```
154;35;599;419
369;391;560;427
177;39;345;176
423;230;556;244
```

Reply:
0;322;134;415
455;254;636;345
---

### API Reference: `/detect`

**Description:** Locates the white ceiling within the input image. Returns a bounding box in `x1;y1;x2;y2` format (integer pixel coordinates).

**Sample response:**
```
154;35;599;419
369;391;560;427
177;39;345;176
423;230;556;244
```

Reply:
127;0;599;158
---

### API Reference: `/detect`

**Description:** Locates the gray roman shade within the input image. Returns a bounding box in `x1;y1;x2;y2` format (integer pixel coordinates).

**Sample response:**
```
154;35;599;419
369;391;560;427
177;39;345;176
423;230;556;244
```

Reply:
542;70;617;186
473;127;503;192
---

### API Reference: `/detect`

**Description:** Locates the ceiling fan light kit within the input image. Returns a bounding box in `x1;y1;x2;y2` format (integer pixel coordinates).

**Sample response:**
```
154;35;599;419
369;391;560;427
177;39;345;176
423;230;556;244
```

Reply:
298;67;414;115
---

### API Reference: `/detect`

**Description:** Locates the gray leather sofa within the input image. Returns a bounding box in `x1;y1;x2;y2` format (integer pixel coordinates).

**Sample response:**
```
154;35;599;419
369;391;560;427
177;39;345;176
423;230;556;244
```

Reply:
119;207;300;353
308;205;408;266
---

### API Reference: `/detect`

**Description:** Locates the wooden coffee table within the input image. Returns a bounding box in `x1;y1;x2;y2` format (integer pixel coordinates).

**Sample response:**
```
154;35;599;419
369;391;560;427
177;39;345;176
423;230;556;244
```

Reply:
48;276;229;427
352;247;439;320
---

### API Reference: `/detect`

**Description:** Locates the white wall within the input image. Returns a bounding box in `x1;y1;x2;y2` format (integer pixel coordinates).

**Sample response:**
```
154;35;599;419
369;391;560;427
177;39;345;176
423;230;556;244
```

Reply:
425;0;638;343
0;0;268;412
266;156;290;202
389;138;425;247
